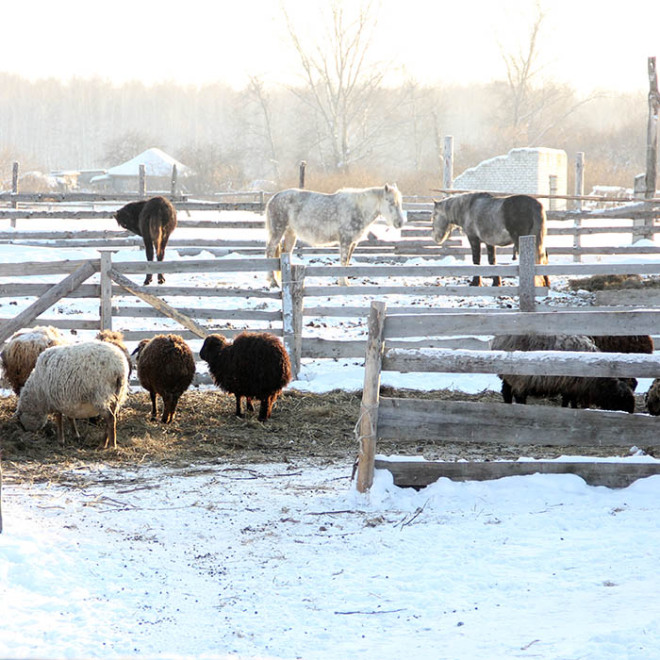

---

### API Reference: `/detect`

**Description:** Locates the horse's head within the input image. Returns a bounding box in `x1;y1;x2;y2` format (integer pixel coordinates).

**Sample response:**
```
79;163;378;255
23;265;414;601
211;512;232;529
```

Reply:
381;184;406;229
431;199;453;244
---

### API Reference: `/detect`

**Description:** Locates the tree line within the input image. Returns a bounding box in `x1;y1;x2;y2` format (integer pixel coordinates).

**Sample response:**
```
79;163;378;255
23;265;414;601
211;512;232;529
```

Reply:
0;70;648;196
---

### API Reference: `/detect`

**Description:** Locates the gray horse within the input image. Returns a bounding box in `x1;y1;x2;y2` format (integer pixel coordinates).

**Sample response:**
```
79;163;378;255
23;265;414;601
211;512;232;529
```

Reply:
265;184;406;286
432;192;550;287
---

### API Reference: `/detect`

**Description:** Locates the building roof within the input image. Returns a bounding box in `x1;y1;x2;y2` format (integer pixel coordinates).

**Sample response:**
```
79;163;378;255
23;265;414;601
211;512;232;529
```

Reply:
104;147;187;178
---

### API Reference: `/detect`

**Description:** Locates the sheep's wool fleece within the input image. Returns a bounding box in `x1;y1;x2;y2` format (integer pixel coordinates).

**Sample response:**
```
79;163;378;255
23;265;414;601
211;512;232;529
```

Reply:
19;341;129;418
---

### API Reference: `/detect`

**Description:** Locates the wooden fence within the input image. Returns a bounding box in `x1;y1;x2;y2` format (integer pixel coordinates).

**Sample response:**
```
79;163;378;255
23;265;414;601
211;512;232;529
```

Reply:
1;197;659;262
354;301;660;493
3;237;660;381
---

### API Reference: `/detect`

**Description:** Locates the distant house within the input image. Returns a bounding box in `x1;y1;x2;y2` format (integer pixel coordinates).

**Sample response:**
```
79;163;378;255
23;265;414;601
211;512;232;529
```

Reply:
91;148;188;193
453;147;568;210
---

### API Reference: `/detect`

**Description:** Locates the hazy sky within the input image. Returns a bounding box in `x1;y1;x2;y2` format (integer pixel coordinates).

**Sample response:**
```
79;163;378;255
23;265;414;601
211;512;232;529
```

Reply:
5;0;658;94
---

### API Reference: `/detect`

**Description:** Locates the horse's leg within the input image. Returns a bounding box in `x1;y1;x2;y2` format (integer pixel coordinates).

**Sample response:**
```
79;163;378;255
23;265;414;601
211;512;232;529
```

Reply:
156;234;166;285
488;245;501;287
142;236;154;285
266;226;285;288
338;241;355;286
467;235;482;286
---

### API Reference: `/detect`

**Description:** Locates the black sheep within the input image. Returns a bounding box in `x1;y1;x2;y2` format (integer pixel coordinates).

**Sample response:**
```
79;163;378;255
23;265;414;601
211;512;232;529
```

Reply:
114;196;177;285
132;334;195;423
200;332;292;421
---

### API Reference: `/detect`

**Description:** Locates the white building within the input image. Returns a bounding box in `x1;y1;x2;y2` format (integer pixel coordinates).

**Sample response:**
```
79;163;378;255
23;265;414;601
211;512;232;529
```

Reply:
91;148;188;193
453;147;568;209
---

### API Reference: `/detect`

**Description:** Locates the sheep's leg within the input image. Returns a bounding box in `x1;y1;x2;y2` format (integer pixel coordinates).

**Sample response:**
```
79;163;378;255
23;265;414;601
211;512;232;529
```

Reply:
149;390;158;421
246;397;254;412
258;398;269;421
487;245;501;287
162;394;178;424
101;410;117;449
55;412;65;445
142;237;154;285
467;235;482;286
68;417;81;441
234;395;244;418
501;380;513;403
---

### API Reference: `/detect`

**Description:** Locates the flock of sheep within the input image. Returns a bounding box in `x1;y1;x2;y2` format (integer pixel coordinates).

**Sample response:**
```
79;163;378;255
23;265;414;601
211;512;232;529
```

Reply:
2;321;660;450
0;326;292;449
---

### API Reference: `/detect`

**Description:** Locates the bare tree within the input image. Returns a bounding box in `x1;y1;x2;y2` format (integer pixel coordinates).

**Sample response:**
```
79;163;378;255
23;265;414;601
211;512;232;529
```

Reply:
282;0;385;173
500;2;545;133
246;77;282;183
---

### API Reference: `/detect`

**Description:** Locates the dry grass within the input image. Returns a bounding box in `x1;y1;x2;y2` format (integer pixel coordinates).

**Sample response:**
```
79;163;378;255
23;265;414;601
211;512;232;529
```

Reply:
568;274;660;291
1;385;650;485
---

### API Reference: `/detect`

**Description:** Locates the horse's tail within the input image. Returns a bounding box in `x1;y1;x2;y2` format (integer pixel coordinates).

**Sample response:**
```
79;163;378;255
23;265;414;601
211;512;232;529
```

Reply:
533;201;550;287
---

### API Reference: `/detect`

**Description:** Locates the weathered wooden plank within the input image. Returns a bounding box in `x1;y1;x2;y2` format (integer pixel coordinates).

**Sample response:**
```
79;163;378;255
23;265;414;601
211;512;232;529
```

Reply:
375;458;660;489
119;327;283;342
0;283;100;297
0;318;99;331
112;258;278;275
302;285;526;298
109;269;209;339
383;348;660;378
0;261;98;344
111;305;281;322
300;336;493;360
357;301;387;493
375;398;658;447
383;310;660;338
0;259;96;277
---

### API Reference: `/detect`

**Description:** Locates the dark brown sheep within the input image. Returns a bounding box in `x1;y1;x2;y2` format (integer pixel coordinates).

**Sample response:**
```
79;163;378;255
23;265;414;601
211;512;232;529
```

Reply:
114;196;177;285
645;378;660;415
200;332;292;421
590;335;654;354
132;334;195;423
492;334;636;413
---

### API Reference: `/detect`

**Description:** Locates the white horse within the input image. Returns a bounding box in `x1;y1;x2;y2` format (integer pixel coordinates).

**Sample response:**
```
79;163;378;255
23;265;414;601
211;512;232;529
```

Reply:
265;184;406;286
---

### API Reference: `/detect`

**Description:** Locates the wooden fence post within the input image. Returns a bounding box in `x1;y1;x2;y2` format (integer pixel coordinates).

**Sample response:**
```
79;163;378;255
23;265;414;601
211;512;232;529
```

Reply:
280;253;304;377
356;300;387;493
443;136;454;189
171;164;178;197
10;161;19;227
645;56;659;200
518;235;536;312
139;164;146;198
99;251;113;330
298;161;307;189
573;152;584;262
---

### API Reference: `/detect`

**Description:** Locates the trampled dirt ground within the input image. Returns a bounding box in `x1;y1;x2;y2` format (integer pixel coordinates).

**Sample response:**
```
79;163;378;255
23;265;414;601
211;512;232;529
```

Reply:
0;384;651;487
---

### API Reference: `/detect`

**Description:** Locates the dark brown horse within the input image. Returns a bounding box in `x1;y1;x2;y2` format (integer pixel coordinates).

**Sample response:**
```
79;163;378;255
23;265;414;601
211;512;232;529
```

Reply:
115;196;177;285
431;192;550;287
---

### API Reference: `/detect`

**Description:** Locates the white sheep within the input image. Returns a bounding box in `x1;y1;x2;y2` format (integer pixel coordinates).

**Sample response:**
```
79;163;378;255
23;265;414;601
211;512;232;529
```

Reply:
16;340;129;449
1;326;68;394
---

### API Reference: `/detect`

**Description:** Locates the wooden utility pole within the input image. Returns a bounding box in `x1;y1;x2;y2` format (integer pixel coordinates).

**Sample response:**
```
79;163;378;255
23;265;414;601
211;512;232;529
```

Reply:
645;56;659;198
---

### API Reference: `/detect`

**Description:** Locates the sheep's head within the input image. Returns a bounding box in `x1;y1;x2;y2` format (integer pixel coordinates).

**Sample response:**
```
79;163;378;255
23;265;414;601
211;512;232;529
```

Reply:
15;407;47;432
131;339;150;362
200;334;229;362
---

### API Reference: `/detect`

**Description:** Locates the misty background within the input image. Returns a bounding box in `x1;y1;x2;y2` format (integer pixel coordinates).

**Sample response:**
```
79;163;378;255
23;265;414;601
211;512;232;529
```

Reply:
0;1;652;196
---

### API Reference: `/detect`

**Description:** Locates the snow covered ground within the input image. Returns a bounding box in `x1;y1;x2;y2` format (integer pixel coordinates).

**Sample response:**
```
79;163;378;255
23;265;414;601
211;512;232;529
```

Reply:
2;210;660;659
